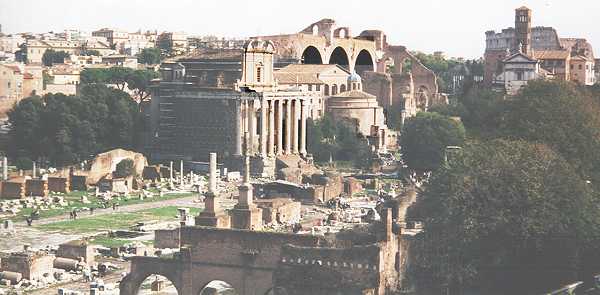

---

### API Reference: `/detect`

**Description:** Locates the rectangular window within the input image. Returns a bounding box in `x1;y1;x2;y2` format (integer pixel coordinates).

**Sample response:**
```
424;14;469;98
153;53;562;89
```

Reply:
316;85;321;91
516;71;523;81
256;67;262;83
308;85;312;91
579;65;583;70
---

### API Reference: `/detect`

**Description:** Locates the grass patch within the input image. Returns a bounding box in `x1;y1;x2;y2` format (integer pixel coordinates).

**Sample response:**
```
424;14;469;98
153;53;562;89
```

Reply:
89;236;133;248
1;190;195;223
36;206;202;234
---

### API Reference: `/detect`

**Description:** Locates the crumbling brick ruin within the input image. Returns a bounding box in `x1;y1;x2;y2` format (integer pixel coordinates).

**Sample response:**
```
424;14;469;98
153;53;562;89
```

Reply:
120;208;406;295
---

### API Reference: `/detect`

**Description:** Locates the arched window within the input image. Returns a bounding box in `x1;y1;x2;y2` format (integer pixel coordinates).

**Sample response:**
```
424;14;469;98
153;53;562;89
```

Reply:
340;84;346;93
332;85;338;95
324;84;330;96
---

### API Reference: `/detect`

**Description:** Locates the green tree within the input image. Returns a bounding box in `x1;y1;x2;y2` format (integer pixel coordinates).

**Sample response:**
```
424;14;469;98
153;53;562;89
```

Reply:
42;49;70;66
306;115;373;168
107;67;134;91
7;96;44;160
114;159;135;178
400;112;466;172
137;47;162;65
80;68;110;84
8;84;140;167
409;140;598;294
126;69;159;102
501;80;600;184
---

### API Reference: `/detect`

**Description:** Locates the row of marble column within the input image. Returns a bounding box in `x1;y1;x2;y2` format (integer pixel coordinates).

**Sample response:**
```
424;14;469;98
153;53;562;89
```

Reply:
241;98;307;157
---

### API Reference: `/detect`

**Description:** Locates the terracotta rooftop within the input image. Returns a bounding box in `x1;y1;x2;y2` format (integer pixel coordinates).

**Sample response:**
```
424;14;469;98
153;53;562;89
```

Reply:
274;72;323;84
277;64;349;74
178;48;243;60
332;90;376;99
533;50;570;60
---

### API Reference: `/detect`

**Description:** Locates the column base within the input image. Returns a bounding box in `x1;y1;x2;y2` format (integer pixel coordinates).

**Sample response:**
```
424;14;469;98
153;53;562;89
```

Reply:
231;204;263;230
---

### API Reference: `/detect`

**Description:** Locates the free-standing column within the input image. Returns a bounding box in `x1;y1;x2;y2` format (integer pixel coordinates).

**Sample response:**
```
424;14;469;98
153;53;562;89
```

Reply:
268;100;275;156
249;100;256;154
234;100;242;156
3;157;7;181
260;97;268;157
209;152;217;193
276;100;283;155
285;99;292;154
300;100;307;155
292;99;299;154
180;160;184;187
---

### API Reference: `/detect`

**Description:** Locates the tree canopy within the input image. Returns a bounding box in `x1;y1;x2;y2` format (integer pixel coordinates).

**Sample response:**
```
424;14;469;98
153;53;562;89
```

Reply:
8;84;141;166
136;47;162;65
306;115;373;168
42;49;70;66
409;139;599;294
114;159;135;178
80;67;159;102
400;112;466;172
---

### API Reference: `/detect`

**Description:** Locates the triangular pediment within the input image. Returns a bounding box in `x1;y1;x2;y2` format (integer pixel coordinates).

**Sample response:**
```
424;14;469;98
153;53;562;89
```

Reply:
503;52;537;63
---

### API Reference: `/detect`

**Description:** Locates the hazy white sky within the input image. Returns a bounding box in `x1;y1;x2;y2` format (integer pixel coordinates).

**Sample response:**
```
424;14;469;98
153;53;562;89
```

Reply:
1;0;597;58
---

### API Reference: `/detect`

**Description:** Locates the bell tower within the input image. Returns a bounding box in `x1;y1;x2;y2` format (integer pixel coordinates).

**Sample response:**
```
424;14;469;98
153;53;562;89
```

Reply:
515;6;532;55
238;39;276;92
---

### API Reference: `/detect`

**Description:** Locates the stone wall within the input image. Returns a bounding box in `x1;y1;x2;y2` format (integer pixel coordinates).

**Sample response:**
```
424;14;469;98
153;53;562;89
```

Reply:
69;175;87;191
0;252;55;280
48;177;69;193
255;198;302;224
57;240;95;264
86;149;148;184
25;179;48;197
154;228;181;249
274;244;382;294
1;181;25;199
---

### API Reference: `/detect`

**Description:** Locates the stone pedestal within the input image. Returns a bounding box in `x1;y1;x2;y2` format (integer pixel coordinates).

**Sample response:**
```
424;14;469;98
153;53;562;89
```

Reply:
195;192;230;228
231;205;262;231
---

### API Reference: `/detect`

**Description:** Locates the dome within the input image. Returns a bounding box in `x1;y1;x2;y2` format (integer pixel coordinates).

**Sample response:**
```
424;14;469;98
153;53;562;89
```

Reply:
348;71;362;83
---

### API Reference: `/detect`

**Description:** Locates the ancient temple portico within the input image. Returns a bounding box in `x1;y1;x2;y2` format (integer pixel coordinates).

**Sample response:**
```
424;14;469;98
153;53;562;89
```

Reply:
240;95;308;158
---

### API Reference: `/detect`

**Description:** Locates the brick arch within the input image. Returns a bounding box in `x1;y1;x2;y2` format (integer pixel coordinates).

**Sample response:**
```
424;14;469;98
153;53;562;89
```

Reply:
328;47;350;70
301;46;323;64
119;257;184;295
198;280;239;295
354;49;376;75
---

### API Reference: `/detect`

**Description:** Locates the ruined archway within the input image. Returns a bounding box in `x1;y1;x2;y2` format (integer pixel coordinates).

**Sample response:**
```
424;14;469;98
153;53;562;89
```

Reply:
301;46;322;64
355;49;375;76
137;275;179;294
416;86;430;112
119;257;184;295
264;287;290;295
329;47;349;70
199;280;238;295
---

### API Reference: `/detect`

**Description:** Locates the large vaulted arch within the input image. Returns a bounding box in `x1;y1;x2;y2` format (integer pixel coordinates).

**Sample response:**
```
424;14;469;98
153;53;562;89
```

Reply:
329;47;349;70
301;46;322;64
355;49;375;76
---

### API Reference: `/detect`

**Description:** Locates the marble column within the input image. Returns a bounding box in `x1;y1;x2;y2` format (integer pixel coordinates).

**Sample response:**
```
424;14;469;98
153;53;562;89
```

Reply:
180;160;184;187
209;152;217;193
268;100;275;156
292;99;299;154
276;100;283;155
248;100;256;154
300;100;307;155
234;100;242;156
260;98;268;157
285;99;292;154
2;157;7;181
169;161;173;183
